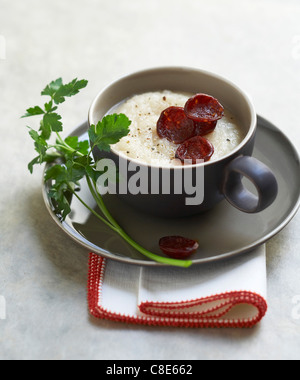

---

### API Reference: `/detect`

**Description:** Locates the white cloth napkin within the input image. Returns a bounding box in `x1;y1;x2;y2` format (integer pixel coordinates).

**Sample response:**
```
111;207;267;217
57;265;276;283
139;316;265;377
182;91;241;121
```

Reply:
88;245;268;328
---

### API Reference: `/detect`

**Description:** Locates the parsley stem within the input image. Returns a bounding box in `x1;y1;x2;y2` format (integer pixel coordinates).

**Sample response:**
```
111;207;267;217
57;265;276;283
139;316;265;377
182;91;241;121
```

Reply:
116;229;193;268
55;132;84;157
45;151;62;159
55;132;65;146
72;191;118;232
85;175;192;268
49;144;73;152
86;176;119;229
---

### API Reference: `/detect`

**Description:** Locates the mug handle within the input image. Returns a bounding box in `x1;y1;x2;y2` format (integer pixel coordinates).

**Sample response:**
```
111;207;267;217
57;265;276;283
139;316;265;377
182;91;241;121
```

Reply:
222;156;278;213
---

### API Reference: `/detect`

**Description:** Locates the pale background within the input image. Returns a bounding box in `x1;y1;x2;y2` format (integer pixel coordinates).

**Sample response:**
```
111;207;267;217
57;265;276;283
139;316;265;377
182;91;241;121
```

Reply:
0;0;299;360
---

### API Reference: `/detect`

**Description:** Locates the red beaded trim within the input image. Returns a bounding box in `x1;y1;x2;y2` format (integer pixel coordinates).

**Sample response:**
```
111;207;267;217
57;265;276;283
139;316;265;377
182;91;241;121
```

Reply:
87;253;267;328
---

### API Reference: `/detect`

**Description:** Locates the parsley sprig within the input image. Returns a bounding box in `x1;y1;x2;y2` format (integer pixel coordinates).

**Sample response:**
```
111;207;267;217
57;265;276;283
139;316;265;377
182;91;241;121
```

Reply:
24;78;193;268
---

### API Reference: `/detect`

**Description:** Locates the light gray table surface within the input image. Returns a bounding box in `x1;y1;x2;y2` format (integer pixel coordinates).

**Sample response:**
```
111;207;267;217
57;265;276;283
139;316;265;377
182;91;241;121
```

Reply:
0;0;299;360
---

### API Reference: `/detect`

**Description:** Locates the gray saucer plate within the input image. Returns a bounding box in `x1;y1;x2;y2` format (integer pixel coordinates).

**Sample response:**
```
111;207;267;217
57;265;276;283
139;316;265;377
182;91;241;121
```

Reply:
42;116;300;266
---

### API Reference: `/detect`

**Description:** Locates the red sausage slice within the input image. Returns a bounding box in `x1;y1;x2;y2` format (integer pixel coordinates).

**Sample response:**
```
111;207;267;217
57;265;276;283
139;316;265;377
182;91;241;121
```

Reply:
175;136;214;164
159;236;199;259
157;106;195;144
193;120;218;136
184;94;224;135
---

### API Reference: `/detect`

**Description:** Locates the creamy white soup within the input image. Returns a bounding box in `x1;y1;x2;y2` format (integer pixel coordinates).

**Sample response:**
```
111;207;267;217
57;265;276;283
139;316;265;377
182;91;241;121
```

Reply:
110;91;245;167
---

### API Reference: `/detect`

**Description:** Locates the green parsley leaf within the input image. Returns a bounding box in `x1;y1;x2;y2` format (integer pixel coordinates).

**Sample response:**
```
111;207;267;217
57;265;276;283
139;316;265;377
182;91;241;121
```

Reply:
48;182;72;220
53;137;90;161
43;112;63;133
53;79;88;104
63;136;89;156
44;100;57;113
64;136;79;149
41;78;63;98
85;165;105;183
44;164;67;182
88;113;131;152
77;140;89;156
22;106;45;118
66;158;88;183
39;119;52;141
28;127;48;159
44;160;88;220
56;194;72;220
42;78;88;105
28;156;41;174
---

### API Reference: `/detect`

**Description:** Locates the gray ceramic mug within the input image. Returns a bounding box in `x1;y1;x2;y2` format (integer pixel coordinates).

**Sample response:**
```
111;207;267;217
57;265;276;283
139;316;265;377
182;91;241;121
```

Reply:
88;67;278;218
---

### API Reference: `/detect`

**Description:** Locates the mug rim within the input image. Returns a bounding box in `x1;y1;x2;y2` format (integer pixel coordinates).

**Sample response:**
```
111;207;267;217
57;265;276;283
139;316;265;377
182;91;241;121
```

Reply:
88;66;257;169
